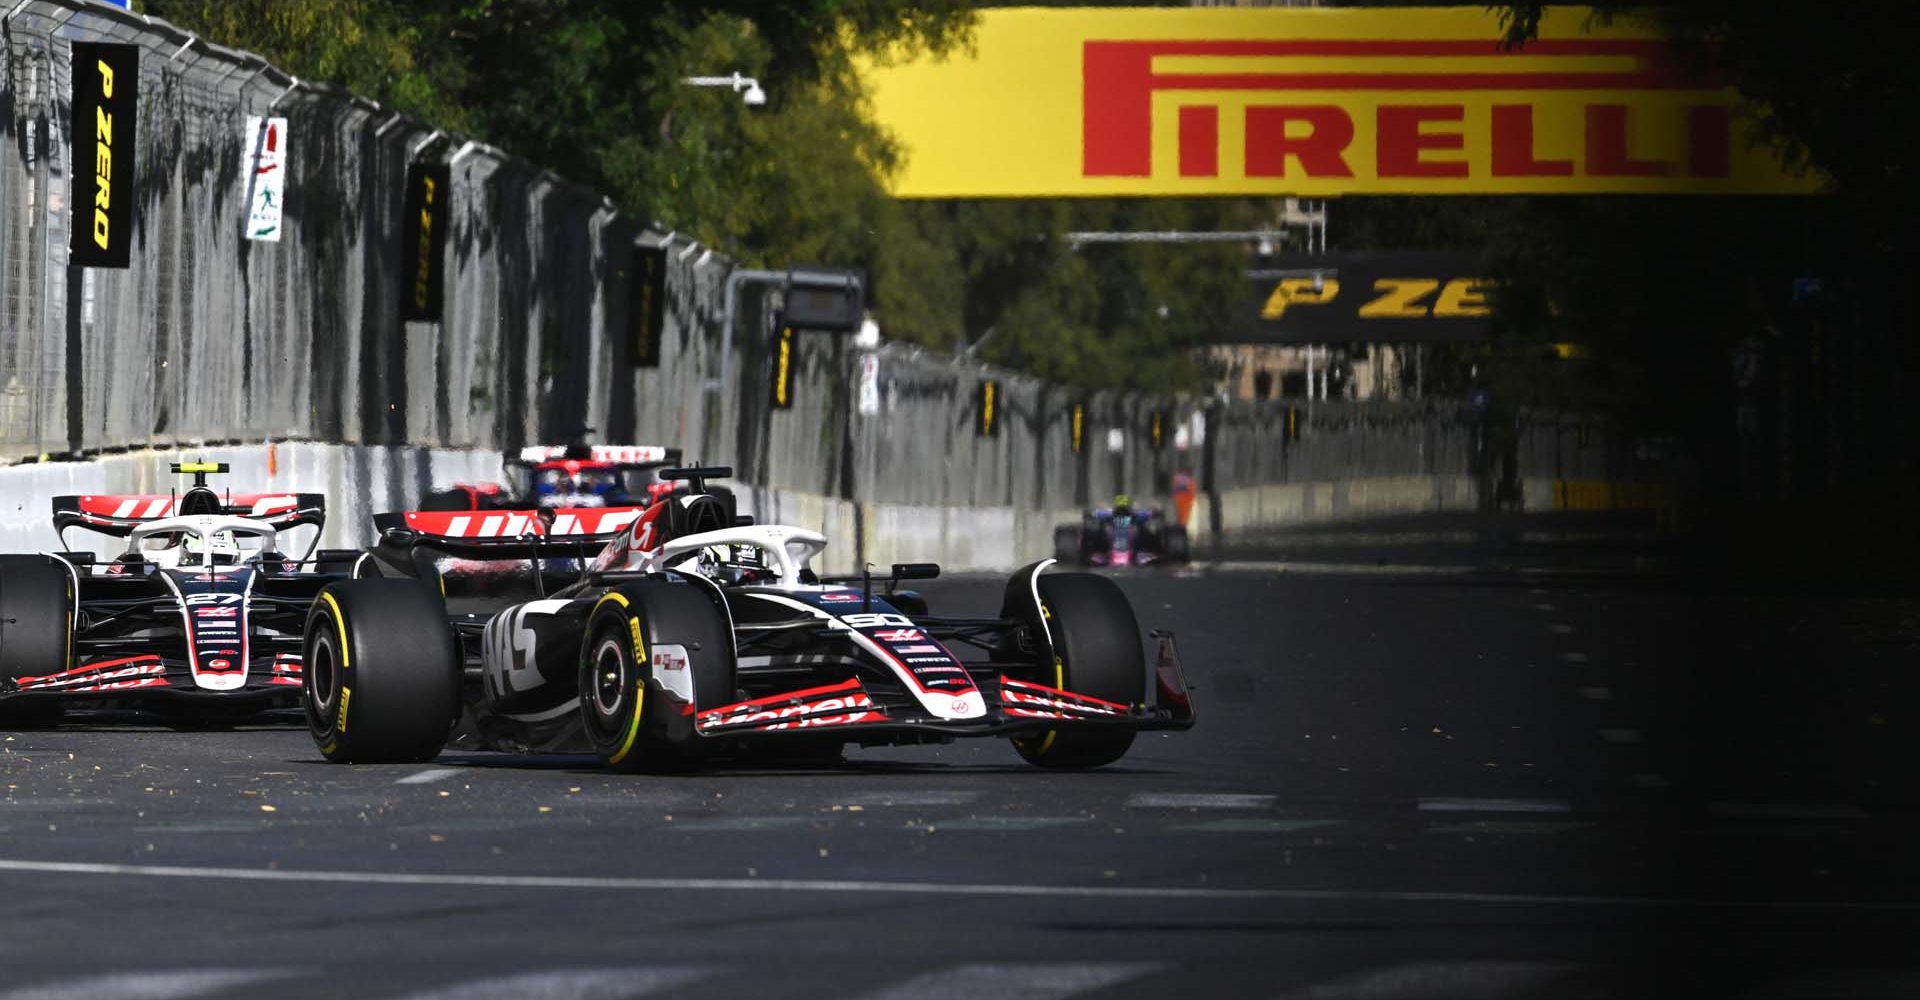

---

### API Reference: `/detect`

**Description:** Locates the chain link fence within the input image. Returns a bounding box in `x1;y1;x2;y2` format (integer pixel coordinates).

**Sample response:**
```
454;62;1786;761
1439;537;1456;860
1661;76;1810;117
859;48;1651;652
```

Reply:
2;0;1649;547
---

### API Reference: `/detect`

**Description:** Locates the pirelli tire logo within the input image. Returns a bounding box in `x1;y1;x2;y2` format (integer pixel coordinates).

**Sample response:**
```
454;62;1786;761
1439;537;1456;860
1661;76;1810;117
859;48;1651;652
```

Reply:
69;42;139;269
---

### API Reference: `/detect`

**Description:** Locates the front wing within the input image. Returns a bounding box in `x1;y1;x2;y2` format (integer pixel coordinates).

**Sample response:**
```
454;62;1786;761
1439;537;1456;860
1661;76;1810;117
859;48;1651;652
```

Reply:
3;652;303;702
693;632;1196;740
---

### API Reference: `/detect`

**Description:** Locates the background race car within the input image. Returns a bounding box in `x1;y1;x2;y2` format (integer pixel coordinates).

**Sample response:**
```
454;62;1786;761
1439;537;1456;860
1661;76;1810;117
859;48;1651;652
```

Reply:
0;463;361;728
421;443;686;512
1053;495;1191;567
303;467;1194;771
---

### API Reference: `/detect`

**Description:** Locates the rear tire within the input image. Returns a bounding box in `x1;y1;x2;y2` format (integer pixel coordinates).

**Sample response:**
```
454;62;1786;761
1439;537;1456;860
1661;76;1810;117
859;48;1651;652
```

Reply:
1011;572;1144;770
304;581;459;763
578;578;735;773
0;555;73;729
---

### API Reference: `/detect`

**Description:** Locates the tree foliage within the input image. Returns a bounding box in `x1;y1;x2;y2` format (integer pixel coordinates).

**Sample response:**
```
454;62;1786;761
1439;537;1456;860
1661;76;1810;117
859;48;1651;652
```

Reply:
143;0;1263;391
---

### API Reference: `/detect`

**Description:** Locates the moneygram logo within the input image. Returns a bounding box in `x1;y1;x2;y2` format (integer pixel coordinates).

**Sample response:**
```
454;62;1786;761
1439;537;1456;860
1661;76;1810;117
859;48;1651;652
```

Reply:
1082;38;1735;183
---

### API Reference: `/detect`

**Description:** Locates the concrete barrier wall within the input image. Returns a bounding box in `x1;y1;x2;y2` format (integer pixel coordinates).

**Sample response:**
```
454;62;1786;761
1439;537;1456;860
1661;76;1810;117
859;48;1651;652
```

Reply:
4;453;1514;575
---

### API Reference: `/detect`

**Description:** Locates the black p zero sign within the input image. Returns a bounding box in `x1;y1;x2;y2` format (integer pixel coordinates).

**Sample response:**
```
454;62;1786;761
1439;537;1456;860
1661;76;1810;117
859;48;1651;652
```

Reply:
400;163;450;322
630;242;666;368
1231;253;1493;344
977;380;1000;438
69;42;138;269
770;327;795;410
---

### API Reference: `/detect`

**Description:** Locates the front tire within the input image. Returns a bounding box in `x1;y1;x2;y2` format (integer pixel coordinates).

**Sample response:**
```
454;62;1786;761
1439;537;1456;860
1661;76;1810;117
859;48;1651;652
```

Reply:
1011;572;1145;769
305;581;459;763
578;578;735;773
0;555;74;729
1052;525;1082;564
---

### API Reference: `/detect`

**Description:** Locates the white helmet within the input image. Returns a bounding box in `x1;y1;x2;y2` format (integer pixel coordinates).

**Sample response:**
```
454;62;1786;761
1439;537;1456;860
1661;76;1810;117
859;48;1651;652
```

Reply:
181;529;242;567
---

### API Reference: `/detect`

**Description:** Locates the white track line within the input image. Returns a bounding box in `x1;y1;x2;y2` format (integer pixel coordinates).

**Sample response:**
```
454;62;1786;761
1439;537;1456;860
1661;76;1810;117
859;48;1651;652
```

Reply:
847;963;1159;1000
839;790;981;807
1709;803;1869;821
382;967;711;1000
1418;798;1572;814
395;768;463;785
0;969;292;1000
0;858;1909;911
1125;792;1275;809
1204;561;1478;577
1278;961;1583;1000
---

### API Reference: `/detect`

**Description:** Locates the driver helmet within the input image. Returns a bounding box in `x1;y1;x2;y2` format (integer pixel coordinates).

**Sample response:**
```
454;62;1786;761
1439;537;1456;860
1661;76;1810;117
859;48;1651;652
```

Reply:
1112;493;1133;517
180;530;241;567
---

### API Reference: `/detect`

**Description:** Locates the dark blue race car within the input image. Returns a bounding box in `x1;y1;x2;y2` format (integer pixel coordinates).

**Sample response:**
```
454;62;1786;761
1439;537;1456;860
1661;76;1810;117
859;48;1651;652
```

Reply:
1053;495;1190;567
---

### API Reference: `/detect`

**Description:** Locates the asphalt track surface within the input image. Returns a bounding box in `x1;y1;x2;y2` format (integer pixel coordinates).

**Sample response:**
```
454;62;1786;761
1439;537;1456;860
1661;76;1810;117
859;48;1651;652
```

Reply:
3;513;1916;999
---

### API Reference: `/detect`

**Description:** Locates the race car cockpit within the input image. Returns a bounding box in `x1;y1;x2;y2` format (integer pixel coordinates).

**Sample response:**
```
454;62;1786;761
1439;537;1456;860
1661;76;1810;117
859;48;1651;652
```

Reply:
118;516;284;574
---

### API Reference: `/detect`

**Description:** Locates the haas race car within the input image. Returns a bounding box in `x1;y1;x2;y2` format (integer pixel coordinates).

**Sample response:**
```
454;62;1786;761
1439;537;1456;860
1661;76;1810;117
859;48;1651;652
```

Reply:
1053;495;1191;567
0;463;360;728
303;467;1195;771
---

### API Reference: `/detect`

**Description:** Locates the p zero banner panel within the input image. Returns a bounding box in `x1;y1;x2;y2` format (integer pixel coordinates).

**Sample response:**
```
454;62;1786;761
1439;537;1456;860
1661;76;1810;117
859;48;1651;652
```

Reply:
1234;253;1492;344
770;327;796;410
977;380;1000;438
69;42;138;268
861;7;1818;198
630;242;667;368
400;163;450;322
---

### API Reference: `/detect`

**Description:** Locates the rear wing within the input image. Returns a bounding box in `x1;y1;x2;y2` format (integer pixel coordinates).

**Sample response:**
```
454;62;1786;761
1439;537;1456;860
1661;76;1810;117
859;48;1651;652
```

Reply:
53;493;326;537
510;445;680;468
372;506;645;559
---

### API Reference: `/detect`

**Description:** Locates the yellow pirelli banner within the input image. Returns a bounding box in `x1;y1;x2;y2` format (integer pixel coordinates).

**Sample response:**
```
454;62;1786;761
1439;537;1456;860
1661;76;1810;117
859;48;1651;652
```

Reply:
862;6;1818;197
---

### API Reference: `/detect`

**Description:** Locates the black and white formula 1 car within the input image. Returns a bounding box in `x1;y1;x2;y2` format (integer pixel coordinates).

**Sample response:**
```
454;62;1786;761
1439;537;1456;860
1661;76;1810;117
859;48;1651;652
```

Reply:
0;463;355;728
301;467;1195;771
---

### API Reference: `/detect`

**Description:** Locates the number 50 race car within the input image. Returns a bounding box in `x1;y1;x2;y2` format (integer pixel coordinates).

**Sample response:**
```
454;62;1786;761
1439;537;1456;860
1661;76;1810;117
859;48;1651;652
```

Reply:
0;463;355;729
301;467;1195;771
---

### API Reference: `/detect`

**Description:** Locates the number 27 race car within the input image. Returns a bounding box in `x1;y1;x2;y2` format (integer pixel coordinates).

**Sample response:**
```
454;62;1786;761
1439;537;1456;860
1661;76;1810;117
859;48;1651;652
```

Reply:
0;463;355;728
303;467;1195;770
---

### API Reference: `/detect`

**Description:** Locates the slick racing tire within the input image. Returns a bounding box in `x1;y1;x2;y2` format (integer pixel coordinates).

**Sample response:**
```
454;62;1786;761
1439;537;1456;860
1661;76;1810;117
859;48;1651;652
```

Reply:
1052;525;1083;564
579;578;735;774
1012;572;1144;770
1161;525;1191;564
305;581;459;763
0;554;74;729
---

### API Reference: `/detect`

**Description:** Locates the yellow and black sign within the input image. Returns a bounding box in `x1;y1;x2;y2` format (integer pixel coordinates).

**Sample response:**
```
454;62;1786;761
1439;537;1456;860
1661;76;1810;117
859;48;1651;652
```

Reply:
1149;409;1167;450
629;242;666;368
860;7;1817;198
400;163;449;322
1235;252;1491;344
1069;401;1085;453
770;327;795;410
69;42;138;269
977;380;999;438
